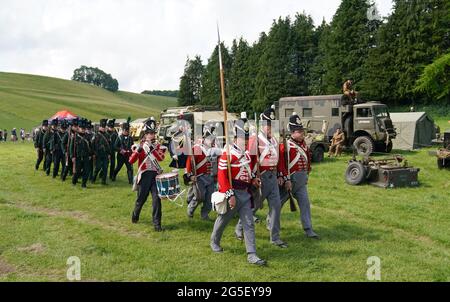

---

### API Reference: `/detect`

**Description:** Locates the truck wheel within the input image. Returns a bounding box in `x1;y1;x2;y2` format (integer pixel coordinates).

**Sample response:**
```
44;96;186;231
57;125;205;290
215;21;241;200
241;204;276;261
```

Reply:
385;140;393;153
345;161;366;185
353;136;374;157
312;146;324;163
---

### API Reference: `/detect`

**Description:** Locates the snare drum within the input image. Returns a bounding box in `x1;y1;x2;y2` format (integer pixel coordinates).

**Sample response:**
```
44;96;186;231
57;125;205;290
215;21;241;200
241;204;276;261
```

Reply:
155;172;181;199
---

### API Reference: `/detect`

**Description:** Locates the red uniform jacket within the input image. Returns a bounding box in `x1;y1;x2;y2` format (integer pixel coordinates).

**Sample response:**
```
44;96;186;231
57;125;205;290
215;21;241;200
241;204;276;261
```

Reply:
129;141;165;171
218;144;256;194
248;133;287;177
279;138;311;176
186;144;212;176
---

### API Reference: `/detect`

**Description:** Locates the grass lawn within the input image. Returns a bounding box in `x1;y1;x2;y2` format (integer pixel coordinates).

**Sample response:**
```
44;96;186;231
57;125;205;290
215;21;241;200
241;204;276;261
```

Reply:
0;141;449;282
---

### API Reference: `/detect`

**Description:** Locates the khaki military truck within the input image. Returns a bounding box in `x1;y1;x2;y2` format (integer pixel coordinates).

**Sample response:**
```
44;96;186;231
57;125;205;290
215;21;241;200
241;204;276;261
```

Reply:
158;106;239;146
277;95;397;157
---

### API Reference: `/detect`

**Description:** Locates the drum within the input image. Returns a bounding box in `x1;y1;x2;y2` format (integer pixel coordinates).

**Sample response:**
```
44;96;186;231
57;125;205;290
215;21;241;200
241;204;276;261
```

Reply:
156;172;181;200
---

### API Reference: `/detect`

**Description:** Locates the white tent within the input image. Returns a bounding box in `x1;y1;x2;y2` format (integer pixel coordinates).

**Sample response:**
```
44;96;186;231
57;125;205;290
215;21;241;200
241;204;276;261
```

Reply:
390;112;436;150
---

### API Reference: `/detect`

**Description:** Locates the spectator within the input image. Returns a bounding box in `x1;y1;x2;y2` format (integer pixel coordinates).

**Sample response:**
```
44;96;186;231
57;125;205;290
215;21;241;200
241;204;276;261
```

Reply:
20;128;25;142
11;128;17;142
3;129;7;142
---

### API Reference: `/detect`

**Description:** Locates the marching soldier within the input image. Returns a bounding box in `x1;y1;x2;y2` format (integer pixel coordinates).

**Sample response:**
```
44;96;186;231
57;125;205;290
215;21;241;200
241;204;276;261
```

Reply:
107;119;118;181
85;120;95;181
70;119;91;188
61;118;78;181
34;120;48;170
278;113;319;239
185;125;221;221
113;118;134;184
92;119;110;185
168;121;190;169
43;119;58;176
210;118;267;266
328;127;345;157
49;119;66;178
235;105;288;248
129;119;166;232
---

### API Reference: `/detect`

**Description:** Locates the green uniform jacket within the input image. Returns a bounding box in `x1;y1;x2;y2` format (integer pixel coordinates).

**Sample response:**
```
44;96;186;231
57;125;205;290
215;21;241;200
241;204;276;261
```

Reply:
34;129;46;149
43;129;55;150
114;134;133;152
49;130;65;152
92;131;111;158
69;133;91;159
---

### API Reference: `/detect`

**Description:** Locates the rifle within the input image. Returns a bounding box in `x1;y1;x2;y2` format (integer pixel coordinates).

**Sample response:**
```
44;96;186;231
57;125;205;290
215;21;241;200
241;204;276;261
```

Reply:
282;128;297;212
253;112;263;210
189;139;202;203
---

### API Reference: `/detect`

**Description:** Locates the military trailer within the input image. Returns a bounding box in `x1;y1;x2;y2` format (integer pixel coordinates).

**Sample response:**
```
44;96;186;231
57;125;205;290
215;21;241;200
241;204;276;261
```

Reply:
277;95;397;157
345;154;420;188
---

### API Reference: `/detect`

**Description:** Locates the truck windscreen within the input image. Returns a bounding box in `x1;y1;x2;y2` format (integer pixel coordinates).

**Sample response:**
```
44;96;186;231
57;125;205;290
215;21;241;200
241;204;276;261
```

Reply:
373;106;389;118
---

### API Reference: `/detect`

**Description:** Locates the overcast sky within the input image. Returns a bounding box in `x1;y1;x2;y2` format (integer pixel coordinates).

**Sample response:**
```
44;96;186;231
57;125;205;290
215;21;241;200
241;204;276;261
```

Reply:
0;0;393;93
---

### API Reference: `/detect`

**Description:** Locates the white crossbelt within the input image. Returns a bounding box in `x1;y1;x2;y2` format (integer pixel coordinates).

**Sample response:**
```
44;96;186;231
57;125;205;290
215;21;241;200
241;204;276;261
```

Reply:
288;141;308;171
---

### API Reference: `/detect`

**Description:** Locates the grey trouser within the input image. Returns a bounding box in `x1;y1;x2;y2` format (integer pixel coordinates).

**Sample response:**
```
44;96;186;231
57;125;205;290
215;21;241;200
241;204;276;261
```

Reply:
236;170;281;242
187;174;214;218
211;189;256;254
279;170;312;230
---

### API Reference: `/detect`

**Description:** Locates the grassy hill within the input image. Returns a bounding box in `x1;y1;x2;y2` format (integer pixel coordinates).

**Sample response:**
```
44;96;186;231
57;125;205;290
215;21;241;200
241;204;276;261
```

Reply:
0;72;178;130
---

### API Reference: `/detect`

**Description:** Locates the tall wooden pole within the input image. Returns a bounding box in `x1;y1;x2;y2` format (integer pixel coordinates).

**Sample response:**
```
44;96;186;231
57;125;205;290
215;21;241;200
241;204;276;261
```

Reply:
217;24;233;186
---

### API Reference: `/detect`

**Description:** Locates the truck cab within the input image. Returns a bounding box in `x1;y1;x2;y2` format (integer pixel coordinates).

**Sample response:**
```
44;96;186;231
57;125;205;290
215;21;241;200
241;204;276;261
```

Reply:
345;102;397;155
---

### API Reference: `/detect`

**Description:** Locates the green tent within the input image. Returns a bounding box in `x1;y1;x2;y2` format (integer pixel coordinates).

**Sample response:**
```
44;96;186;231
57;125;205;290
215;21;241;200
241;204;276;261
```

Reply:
390;112;436;150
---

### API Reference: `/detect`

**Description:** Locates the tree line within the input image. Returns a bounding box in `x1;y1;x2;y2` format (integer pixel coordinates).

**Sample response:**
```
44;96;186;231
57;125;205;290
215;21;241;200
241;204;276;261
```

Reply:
72;66;119;92
178;0;450;113
141;90;179;98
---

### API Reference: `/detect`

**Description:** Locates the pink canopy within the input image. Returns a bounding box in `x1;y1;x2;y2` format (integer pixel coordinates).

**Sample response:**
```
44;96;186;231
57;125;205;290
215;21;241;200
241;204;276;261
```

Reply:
48;110;78;121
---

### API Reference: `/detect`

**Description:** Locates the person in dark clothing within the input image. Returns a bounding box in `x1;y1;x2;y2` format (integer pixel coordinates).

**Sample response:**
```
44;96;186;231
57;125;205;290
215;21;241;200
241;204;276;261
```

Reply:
34;120;48;170
113;118;134;184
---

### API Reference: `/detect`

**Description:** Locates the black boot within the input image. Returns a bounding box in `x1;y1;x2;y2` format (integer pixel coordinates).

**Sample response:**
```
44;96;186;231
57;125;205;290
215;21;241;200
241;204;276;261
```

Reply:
131;212;139;224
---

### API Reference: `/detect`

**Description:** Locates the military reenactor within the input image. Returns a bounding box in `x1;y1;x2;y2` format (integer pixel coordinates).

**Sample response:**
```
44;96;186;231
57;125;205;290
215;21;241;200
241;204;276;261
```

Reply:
92;119;111;185
210;118;267;266
168;120;190;169
49;119;66;178
328;127;345;157
43;119;58;176
235;105;288;248
185;125;222;221
70;119;91;188
278;113;319;239
61;118;78;181
113;118;134;184
129;119;166;232
85;120;95;182
34;120;48;170
107;119;118;181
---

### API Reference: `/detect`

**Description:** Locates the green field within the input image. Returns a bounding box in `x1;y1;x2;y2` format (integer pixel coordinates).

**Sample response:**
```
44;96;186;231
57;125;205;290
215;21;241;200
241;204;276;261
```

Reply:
0;141;449;281
0;72;177;130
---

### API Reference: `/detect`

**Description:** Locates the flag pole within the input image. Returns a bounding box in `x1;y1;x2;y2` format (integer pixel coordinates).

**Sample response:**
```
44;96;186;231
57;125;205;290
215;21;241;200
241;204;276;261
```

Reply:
217;24;233;186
